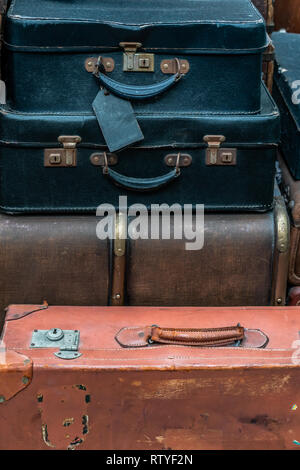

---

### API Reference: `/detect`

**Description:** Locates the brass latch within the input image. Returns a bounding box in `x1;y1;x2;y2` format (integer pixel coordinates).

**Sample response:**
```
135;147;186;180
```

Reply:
44;136;82;167
120;42;154;72
204;136;237;166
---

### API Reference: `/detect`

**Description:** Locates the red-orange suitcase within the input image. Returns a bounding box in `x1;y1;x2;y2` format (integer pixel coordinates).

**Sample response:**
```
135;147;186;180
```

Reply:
0;304;300;450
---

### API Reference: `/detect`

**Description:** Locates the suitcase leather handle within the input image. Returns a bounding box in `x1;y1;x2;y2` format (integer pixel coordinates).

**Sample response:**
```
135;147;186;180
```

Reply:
115;325;269;349
101;152;181;192
95;57;182;101
104;167;180;192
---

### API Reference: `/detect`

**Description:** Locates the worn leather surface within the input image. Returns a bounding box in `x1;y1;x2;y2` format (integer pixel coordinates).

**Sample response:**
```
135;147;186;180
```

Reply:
3;0;268;113
0;84;279;213
273;32;300;179
0;305;300;450
5;0;268;49
0;349;32;402
0;194;287;329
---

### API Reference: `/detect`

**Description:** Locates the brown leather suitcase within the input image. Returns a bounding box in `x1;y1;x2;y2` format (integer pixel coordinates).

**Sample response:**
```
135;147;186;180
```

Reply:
1;304;299;450
278;153;300;285
0;191;289;330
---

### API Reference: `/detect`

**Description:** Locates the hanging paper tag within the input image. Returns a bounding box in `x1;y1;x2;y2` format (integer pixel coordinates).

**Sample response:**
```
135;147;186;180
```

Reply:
92;89;144;153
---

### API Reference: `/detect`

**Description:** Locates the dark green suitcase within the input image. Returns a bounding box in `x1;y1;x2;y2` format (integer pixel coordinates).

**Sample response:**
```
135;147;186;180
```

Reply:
3;0;268;115
0;83;279;213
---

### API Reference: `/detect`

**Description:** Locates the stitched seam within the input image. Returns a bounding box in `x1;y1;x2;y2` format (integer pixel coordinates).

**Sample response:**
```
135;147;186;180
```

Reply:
0;204;274;213
2;107;266;117
8;345;292;353
3;42;268;53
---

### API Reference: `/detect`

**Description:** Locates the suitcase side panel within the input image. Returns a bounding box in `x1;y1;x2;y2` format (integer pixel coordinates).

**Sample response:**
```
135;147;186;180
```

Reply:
126;213;275;307
125;193;288;307
0;215;111;327
2;50;264;114
0;145;277;214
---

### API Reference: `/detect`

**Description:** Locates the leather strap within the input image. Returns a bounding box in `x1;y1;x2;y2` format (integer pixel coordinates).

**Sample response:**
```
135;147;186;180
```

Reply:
115;325;269;349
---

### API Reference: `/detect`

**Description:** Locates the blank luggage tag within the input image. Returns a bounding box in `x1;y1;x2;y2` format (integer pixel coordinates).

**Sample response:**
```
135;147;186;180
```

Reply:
92;88;144;153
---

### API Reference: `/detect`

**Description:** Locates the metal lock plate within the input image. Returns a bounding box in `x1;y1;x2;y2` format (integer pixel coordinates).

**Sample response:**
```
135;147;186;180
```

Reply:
204;135;237;166
44;136;81;168
120;42;154;72
30;329;81;360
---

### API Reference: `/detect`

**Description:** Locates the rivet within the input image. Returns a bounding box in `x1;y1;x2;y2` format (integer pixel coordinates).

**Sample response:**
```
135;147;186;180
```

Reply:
115;294;121;300
277;298;283;305
168;158;173;164
106;62;111;67
182;63;186;68
87;61;93;67
0;396;5;403
163;63;169;69
93;156;100;162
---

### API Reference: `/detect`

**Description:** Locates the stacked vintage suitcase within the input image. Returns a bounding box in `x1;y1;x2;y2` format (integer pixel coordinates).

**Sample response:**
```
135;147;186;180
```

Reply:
272;30;300;306
0;0;299;451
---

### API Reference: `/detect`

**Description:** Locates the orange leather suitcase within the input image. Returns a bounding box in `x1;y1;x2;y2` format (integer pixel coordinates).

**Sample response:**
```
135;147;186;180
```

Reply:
1;304;300;450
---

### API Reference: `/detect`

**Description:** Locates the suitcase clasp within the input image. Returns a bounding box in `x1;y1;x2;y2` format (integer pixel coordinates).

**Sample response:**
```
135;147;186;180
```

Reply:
120;42;155;73
204;135;237;166
44;136;81;168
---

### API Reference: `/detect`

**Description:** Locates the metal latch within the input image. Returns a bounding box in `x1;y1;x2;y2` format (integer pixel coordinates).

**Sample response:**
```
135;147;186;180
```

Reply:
44;136;81;167
204;135;237;166
30;328;82;360
120;42;154;72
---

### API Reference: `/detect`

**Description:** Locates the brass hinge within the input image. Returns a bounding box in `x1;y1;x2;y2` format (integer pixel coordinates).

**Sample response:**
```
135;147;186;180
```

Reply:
120;42;154;72
204;135;237;166
44;136;81;167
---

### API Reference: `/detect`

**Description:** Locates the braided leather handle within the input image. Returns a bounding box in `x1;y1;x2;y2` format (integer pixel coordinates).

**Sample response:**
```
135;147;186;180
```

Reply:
113;324;272;349
149;325;244;347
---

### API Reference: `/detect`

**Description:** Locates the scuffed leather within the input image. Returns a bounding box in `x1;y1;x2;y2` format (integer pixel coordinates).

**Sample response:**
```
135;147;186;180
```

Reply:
0;84;279;213
6;0;268;50
273;32;300;179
